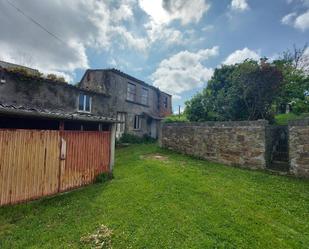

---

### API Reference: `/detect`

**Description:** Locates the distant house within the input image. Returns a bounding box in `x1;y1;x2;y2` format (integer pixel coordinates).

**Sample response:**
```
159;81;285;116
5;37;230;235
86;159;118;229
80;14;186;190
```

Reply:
79;69;172;139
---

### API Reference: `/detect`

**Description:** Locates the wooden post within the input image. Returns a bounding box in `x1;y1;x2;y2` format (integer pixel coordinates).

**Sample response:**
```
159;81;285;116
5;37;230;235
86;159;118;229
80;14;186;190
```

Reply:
109;123;116;172
59;121;64;131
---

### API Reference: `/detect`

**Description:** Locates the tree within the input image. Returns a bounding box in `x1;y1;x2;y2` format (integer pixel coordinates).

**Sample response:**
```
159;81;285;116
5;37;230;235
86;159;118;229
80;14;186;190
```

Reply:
274;44;309;113
185;59;284;121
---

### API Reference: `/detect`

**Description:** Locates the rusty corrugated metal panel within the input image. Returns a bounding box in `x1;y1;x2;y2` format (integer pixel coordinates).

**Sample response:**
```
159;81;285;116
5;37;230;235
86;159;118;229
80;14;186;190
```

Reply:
59;131;111;192
0;129;111;206
0;129;60;206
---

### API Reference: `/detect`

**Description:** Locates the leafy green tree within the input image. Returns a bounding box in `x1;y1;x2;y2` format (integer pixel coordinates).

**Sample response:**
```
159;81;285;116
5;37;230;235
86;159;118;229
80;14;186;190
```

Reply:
273;45;309;114
185;60;284;121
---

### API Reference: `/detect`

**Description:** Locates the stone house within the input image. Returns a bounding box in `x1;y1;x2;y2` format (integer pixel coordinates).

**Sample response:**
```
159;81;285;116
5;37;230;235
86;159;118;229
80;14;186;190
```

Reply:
79;68;172;139
0;63;121;205
0;65;116;131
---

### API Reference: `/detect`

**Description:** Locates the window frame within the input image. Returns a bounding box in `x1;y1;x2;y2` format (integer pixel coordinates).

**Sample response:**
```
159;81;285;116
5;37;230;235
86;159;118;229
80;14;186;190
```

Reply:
141;87;149;106
133;115;141;130
127;82;136;102
163;96;168;108
78;93;92;113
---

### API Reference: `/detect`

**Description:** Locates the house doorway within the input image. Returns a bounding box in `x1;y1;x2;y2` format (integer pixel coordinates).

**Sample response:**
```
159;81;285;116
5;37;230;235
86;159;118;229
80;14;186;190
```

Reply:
116;112;126;139
150;120;157;138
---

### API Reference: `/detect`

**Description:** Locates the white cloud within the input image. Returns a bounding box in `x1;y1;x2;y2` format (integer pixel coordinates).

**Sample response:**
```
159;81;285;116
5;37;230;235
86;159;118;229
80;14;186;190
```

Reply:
281;12;298;25
151;46;219;96
230;0;249;11
223;48;260;65
281;10;309;31
294;10;309;30
282;0;309;31
139;0;210;48
0;0;147;81
145;21;184;46
287;0;309;7
139;0;210;25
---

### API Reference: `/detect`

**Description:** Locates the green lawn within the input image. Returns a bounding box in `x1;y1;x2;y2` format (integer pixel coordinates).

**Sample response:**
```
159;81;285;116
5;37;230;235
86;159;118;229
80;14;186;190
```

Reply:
274;112;309;125
1;144;309;248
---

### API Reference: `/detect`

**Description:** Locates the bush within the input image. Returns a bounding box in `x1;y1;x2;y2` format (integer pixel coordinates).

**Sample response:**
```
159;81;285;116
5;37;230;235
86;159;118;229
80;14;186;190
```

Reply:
163;114;188;123
95;172;113;184
291;99;309;115
46;74;67;83
117;133;156;144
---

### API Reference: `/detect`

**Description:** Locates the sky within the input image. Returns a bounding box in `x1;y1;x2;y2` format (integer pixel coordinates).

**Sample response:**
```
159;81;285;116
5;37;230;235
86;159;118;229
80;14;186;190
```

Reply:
0;0;309;112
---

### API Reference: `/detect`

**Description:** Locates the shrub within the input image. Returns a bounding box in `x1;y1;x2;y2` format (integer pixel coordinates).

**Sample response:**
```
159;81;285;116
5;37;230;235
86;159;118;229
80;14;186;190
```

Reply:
95;172;113;184
47;74;67;83
163;114;188;123
117;133;156;144
291;99;309;114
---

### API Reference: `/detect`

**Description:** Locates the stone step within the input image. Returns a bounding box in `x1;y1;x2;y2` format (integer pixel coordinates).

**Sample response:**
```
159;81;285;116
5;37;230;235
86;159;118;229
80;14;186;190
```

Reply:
269;160;290;172
272;151;289;161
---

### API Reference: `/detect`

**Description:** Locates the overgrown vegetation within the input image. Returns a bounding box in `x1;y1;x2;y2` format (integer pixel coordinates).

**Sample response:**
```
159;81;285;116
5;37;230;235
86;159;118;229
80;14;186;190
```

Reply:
163;113;188;123
274;112;309;125
0;144;308;248
5;67;67;83
95;172;113;184
117;133;156;144
185;45;309;122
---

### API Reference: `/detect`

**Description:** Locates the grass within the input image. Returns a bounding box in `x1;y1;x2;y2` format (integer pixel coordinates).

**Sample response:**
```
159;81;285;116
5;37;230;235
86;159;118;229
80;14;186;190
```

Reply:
0;144;309;248
274;112;309;125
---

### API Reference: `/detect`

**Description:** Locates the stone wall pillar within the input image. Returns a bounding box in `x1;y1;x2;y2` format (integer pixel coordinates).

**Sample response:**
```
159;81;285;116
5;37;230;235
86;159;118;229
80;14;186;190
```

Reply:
289;119;309;178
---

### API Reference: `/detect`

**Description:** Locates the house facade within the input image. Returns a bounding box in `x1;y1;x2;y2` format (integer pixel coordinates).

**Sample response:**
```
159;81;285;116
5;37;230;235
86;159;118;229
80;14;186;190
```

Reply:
0;67;116;130
0;64;120;206
79;69;172;139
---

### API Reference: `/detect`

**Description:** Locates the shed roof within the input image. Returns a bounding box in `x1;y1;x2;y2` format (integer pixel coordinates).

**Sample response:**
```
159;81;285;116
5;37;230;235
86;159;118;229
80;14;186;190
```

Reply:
0;102;118;123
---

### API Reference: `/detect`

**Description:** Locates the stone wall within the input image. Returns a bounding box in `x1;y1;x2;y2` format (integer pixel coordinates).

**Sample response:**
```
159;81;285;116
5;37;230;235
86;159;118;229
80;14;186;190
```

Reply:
160;121;268;170
289;119;309;178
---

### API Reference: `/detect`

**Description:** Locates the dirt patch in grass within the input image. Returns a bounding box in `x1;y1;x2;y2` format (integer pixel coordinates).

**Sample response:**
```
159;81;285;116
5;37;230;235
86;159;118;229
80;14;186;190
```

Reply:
80;224;113;249
140;153;169;162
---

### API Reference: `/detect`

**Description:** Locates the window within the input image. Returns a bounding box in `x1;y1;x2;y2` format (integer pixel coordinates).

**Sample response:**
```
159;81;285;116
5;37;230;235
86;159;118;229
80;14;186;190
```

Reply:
78;94;92;112
127;83;136;102
141;88;149;105
133;115;141;130
0;75;5;84
163;96;168;108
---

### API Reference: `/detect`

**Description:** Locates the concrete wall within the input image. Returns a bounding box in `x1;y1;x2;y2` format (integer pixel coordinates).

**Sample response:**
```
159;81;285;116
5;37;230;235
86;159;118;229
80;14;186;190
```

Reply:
0;70;112;118
160;121;268;170
289;119;309;178
80;70;172;137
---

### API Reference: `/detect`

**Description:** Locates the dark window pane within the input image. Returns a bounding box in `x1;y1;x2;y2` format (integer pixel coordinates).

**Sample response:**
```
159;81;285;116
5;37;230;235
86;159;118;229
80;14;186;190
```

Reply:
141;88;148;105
134;116;136;129
79;94;84;111
85;95;91;112
127;83;136;101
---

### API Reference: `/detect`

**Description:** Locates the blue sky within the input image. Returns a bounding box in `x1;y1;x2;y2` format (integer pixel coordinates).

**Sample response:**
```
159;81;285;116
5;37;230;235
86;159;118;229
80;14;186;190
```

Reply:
0;0;309;112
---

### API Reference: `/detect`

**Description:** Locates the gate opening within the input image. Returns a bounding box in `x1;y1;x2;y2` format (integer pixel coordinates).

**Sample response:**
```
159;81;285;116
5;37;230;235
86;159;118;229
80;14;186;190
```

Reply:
266;125;289;172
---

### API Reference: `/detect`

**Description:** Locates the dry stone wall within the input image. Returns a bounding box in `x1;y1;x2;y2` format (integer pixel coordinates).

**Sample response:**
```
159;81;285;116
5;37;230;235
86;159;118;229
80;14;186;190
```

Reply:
289;119;309;178
160;121;268;170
